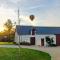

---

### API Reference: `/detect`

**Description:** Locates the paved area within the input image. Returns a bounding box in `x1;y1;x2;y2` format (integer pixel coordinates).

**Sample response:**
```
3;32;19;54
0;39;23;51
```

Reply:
21;45;60;60
0;45;19;48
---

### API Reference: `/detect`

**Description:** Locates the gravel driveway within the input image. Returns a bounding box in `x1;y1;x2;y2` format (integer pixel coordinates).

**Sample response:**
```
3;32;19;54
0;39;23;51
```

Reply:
21;45;60;60
0;45;19;48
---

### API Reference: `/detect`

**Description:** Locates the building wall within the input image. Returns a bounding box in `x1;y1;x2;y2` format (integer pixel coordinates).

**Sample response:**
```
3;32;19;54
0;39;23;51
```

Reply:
35;35;56;46
15;32;19;43
56;34;60;46
15;32;56;46
15;32;32;44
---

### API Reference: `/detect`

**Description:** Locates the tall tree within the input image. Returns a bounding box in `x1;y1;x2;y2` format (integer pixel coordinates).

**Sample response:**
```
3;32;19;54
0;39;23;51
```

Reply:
4;19;13;41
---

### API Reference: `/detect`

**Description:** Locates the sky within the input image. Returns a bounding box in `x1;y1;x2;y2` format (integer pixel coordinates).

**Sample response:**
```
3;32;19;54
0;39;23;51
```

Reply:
0;0;60;31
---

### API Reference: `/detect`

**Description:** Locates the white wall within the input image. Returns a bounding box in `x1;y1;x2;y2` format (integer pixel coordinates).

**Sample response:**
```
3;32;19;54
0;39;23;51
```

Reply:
35;35;56;46
15;32;56;46
15;32;32;44
15;32;19;44
20;35;30;43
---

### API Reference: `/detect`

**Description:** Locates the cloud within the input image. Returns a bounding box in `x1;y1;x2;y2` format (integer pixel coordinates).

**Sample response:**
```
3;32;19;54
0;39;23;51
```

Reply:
35;7;60;26
0;0;60;27
0;0;60;9
0;0;47;9
0;6;17;25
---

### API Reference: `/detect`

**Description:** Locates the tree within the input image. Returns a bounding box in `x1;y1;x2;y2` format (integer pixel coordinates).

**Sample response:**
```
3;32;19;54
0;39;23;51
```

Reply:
4;19;13;42
46;36;54;47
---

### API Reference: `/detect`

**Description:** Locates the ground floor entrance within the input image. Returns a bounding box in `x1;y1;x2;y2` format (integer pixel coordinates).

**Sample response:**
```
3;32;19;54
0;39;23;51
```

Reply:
41;38;44;46
15;34;56;46
30;37;35;45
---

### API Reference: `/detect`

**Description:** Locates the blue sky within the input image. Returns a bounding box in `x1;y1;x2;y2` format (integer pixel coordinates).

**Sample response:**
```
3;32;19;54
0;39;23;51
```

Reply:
0;0;60;29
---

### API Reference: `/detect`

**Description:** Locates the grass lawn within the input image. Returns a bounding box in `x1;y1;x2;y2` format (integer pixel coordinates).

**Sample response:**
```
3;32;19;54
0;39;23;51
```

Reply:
0;42;14;45
0;48;51;60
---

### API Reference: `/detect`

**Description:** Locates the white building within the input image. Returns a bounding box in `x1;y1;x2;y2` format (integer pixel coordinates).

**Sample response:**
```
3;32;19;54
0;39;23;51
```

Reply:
15;25;60;46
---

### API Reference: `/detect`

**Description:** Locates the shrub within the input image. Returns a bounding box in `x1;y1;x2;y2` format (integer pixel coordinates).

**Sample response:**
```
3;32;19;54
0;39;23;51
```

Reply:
13;42;16;44
50;44;57;47
20;41;30;45
46;36;55;47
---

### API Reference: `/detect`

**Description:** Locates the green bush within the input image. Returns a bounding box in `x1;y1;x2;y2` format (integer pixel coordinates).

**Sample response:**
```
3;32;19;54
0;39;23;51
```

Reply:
20;41;31;45
50;44;57;47
46;36;55;47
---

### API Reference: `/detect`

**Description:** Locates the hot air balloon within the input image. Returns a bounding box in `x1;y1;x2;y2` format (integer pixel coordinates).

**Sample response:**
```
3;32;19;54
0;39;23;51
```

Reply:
29;15;35;21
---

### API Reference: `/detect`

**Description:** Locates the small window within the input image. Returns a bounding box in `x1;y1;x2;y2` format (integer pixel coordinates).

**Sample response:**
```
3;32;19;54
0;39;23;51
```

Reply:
32;28;35;35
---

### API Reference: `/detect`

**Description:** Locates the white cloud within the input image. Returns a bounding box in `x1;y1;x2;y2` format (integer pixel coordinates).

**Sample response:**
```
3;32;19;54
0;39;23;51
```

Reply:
35;7;60;27
0;6;17;26
0;0;60;27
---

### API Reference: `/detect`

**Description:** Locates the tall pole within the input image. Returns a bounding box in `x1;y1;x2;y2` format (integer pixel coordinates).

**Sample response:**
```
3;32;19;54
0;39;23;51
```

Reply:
18;9;20;25
18;8;20;59
18;8;20;45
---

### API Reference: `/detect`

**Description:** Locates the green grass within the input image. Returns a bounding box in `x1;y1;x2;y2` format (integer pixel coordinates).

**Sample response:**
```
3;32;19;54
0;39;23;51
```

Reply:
0;42;13;45
0;48;51;60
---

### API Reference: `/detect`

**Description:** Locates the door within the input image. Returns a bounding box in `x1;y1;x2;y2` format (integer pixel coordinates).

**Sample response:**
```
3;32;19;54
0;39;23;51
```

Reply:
56;34;60;46
41;38;44;46
30;37;35;45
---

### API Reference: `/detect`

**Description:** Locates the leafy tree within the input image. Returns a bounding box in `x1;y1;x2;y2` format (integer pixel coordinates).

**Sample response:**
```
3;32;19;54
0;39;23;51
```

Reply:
4;19;13;42
46;36;54;46
4;19;13;31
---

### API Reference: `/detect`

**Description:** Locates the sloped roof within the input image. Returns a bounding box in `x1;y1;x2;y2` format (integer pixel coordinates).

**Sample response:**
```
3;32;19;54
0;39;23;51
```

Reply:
16;25;60;35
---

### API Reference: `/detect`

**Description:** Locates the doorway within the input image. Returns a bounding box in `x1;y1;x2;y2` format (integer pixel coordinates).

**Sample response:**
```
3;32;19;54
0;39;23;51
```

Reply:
41;38;44;46
30;37;35;45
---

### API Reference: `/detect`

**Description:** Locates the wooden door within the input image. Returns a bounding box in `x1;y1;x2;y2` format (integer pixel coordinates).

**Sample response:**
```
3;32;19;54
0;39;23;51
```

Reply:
30;37;35;45
41;38;44;46
56;34;60;46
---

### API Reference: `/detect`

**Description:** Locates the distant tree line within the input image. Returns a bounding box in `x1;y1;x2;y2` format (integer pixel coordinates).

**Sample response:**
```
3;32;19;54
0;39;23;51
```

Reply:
0;19;16;42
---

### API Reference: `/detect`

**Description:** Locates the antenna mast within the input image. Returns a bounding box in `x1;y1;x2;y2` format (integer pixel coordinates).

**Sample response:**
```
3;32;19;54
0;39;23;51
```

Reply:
18;8;20;60
18;8;20;25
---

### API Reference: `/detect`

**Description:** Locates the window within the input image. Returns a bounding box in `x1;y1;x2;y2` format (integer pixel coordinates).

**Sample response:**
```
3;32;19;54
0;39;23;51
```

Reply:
31;28;36;35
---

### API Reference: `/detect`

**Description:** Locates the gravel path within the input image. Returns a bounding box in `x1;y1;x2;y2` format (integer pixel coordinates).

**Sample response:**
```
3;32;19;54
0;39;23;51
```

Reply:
21;45;60;60
0;45;19;48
